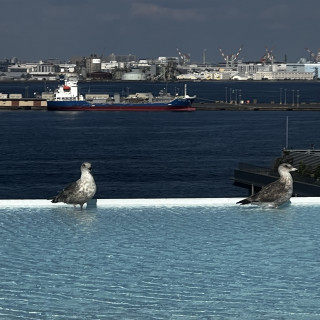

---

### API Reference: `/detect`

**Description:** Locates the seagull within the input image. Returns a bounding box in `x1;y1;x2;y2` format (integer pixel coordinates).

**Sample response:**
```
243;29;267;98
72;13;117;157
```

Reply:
50;162;97;209
237;163;297;208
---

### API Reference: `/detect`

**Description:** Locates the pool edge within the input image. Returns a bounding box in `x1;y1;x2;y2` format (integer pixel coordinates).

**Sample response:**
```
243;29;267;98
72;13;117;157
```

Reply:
1;197;320;208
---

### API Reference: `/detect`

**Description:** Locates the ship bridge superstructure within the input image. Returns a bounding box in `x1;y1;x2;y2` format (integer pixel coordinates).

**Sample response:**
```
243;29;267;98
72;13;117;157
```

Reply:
54;77;84;101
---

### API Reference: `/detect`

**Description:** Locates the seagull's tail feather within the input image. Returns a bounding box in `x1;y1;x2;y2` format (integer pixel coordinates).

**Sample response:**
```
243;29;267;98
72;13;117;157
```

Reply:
236;198;251;205
48;195;61;203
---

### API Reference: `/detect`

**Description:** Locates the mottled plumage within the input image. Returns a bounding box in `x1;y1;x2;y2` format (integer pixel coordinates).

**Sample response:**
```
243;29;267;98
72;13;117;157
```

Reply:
51;162;96;209
237;163;297;208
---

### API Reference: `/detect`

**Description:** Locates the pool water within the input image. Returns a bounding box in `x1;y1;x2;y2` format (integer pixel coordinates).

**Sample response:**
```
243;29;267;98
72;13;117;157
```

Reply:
1;199;320;319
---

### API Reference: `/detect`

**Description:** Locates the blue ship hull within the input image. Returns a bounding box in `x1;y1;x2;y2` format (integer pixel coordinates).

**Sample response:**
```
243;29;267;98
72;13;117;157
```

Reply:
47;98;195;111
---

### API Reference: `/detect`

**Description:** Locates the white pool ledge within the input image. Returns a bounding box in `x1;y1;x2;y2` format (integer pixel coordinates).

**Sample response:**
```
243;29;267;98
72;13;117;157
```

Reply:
1;197;320;208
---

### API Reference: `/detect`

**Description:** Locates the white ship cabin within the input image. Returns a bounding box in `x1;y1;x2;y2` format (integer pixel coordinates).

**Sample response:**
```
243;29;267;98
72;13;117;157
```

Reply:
54;77;84;101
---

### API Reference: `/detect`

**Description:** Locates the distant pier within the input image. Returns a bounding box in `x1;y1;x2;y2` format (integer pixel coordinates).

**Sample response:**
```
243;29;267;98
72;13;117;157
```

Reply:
234;149;320;196
2;100;320;112
233;163;320;196
195;102;320;111
0;98;47;110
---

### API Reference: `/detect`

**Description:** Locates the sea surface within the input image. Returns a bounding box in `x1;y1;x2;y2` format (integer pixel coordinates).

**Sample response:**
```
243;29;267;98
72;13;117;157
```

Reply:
0;109;319;199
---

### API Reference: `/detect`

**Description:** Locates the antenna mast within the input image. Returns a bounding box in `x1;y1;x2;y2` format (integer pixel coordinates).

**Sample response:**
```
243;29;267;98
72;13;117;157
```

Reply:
285;116;289;149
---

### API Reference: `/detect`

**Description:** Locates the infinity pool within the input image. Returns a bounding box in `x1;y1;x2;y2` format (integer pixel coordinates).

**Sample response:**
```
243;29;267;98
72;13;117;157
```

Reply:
1;198;320;319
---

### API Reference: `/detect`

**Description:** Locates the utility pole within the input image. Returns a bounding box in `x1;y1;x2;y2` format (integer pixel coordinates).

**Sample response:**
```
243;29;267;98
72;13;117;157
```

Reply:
292;90;295;107
284;89;287;105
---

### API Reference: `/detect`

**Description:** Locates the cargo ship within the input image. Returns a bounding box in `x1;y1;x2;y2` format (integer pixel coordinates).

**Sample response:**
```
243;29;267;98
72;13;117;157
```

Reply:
46;77;196;111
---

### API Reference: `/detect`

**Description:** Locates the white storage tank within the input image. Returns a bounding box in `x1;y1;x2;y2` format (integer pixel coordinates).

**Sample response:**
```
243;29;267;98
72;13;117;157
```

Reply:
121;69;147;81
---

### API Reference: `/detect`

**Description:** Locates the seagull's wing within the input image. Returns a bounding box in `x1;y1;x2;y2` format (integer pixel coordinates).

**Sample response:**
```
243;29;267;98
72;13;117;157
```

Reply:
51;180;80;203
251;180;286;203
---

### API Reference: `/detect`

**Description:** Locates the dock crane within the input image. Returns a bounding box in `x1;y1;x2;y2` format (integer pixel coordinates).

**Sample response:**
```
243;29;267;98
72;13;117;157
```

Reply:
305;48;320;63
218;45;243;67
176;48;191;65
260;47;275;64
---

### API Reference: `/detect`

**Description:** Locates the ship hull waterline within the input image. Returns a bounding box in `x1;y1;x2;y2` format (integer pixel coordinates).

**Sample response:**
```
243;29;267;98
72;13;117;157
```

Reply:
47;102;196;112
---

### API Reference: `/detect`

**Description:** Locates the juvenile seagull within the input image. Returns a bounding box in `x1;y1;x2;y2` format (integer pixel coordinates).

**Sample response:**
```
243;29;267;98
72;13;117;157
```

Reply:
237;163;297;208
51;162;96;209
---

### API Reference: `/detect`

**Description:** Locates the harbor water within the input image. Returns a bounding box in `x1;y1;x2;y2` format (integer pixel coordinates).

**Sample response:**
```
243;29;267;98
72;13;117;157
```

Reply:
0;109;320;199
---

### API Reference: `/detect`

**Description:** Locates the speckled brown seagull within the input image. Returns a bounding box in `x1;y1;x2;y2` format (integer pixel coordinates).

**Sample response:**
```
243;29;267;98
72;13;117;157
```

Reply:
50;162;96;209
237;163;297;208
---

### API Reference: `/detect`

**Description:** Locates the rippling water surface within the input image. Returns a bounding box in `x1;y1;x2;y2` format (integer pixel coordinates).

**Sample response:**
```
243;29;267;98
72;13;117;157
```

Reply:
1;202;320;319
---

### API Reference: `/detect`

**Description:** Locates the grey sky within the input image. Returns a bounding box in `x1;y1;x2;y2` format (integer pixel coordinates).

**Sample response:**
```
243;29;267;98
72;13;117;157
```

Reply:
1;0;318;63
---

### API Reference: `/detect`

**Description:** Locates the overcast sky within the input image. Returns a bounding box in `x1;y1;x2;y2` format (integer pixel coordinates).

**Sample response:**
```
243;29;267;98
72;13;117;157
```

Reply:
1;0;319;63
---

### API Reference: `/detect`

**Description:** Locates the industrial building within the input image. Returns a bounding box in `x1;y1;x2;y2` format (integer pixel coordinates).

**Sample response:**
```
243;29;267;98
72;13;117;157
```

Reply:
1;47;320;81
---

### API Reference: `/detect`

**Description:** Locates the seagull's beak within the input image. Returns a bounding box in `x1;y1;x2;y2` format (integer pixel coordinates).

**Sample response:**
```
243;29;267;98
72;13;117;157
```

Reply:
291;167;298;172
